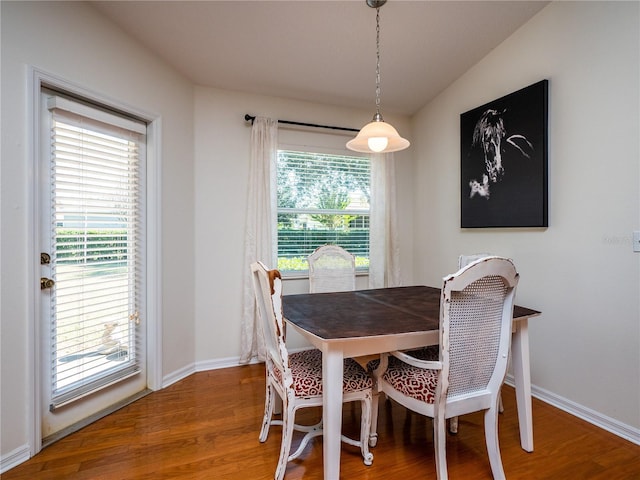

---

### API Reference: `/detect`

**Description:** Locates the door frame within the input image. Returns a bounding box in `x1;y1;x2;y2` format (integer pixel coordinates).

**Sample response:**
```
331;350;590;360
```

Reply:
27;67;163;455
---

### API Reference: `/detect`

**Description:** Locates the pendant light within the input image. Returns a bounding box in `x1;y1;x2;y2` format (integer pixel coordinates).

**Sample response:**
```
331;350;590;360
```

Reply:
347;0;410;154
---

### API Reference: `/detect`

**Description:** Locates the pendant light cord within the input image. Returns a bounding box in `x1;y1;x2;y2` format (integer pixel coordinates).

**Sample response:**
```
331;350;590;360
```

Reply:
375;6;382;120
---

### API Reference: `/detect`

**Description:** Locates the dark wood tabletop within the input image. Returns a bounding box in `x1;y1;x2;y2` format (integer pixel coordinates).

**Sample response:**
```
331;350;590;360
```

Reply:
282;285;540;341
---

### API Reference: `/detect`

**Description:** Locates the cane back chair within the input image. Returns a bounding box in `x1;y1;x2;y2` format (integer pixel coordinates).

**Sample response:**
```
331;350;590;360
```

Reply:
307;245;356;293
370;256;519;479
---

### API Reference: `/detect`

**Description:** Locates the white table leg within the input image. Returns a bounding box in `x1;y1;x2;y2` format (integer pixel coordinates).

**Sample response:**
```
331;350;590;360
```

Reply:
511;318;534;452
323;348;344;479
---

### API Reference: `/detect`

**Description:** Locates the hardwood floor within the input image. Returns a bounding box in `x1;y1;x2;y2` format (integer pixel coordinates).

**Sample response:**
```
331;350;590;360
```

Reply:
4;364;639;479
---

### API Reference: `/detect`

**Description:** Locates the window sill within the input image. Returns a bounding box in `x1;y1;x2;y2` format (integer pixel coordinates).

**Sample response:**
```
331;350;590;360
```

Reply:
281;271;370;281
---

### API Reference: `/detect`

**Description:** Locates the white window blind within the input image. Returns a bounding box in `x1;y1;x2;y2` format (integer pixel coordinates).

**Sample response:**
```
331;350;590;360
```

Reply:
276;149;370;273
47;97;146;409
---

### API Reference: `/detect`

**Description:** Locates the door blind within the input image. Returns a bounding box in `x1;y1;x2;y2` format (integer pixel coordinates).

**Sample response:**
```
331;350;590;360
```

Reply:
47;97;146;409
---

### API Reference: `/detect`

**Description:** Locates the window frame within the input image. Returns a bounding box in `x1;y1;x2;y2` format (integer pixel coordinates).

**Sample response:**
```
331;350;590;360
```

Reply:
275;136;371;277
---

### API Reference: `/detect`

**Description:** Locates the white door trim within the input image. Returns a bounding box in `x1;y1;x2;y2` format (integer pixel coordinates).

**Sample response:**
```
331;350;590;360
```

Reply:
27;66;163;455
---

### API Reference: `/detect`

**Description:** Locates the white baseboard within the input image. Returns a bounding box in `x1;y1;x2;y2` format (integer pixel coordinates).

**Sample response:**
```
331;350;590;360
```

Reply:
193;350;315;376
163;355;263;389
1;445;31;474
505;375;640;446
162;363;196;389
195;355;261;373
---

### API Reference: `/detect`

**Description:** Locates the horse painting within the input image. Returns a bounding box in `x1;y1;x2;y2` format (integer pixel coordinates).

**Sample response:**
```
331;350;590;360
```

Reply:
469;108;533;199
460;80;548;227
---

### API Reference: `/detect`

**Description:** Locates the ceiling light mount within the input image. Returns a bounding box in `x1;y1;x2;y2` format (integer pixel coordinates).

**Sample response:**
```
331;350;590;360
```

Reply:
366;0;386;8
347;0;409;154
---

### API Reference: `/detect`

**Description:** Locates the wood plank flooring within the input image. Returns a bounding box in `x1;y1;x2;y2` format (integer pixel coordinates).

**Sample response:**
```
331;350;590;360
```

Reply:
4;364;639;479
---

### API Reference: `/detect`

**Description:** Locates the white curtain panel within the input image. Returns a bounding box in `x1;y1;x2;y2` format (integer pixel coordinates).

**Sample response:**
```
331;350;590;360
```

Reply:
240;117;278;363
369;152;401;289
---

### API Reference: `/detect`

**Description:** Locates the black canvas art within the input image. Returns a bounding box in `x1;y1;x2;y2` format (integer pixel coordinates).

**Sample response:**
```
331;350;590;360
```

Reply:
460;80;548;228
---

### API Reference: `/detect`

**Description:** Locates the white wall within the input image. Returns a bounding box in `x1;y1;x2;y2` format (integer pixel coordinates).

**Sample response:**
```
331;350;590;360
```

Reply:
412;1;639;432
193;87;414;361
1;0;195;464
3;0;638;471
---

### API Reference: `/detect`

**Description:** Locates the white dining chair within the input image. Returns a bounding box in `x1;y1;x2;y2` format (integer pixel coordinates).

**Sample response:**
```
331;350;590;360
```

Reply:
307;244;355;293
251;261;373;480
369;256;519;479
450;253;502;434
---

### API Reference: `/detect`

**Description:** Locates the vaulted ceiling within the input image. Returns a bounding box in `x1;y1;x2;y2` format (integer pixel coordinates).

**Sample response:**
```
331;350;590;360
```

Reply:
91;1;548;116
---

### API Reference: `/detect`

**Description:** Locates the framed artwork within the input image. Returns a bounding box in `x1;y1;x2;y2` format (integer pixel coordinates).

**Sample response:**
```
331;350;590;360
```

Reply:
460;79;548;228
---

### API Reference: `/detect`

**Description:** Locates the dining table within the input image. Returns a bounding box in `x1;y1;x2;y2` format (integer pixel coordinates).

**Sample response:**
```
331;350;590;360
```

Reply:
282;285;541;480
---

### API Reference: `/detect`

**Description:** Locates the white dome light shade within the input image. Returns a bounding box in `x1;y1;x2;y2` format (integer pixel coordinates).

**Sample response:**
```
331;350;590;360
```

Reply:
346;119;410;153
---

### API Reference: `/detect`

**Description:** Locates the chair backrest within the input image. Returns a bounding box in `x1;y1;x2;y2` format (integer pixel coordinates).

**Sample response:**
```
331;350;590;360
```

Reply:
251;262;291;385
440;256;519;402
308;245;356;293
458;253;491;269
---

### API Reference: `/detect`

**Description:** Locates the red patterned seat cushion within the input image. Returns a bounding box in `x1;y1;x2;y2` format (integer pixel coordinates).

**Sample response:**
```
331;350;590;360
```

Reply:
366;346;440;404
382;358;439;404
274;349;372;398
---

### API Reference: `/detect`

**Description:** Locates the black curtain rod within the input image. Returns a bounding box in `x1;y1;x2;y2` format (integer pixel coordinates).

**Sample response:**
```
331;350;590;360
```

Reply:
244;114;359;133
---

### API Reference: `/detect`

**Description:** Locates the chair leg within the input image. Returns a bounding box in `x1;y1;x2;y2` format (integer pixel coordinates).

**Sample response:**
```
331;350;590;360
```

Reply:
449;391;503;436
275;400;296;480
259;380;276;442
369;359;387;448
369;389;380;447
433;409;449;480
448;416;458;434
359;395;374;465
484;405;506;480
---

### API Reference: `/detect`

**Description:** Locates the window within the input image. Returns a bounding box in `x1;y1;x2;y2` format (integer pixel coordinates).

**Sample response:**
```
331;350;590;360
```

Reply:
276;149;370;273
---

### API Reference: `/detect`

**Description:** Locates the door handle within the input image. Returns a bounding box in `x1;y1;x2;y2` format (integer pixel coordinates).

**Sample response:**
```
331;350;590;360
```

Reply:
41;277;55;290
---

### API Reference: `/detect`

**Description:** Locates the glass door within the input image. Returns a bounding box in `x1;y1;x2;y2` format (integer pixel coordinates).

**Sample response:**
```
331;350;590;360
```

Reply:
39;90;148;442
